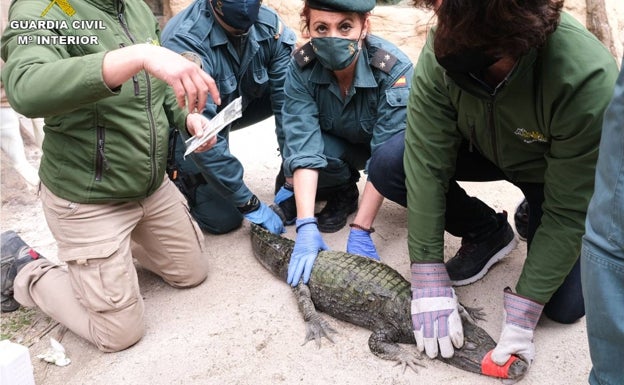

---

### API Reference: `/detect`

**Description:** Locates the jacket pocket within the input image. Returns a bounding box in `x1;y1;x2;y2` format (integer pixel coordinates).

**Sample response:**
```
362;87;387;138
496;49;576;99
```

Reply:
95;126;109;181
217;73;238;95
249;67;269;97
385;87;409;107
359;117;376;137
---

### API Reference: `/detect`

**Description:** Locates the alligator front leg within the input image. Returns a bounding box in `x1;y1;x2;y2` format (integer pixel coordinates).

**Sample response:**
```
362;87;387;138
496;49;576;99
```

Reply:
368;328;425;373
293;282;337;347
458;303;487;324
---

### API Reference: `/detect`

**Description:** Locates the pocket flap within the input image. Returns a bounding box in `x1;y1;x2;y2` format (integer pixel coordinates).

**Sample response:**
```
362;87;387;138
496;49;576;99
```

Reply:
385;87;409;107
58;239;119;263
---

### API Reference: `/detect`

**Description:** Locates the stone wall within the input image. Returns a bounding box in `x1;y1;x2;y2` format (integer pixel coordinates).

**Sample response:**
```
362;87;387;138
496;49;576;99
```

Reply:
151;0;623;65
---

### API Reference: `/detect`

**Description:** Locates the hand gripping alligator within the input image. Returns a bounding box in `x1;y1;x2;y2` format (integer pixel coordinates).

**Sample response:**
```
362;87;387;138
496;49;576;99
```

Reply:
250;224;528;381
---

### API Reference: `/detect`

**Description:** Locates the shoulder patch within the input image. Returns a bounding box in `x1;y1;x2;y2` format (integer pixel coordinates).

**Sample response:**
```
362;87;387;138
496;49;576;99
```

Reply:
371;48;398;74
392;75;408;88
180;52;203;69
294;42;316;68
256;7;284;40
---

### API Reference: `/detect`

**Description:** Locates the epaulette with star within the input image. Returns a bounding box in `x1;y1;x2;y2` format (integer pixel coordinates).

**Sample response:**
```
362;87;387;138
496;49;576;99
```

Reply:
370;48;398;74
294;42;316;67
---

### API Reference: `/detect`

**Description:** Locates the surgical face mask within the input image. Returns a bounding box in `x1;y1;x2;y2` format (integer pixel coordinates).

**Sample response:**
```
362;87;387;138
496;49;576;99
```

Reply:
211;0;261;32
435;49;499;75
311;37;360;71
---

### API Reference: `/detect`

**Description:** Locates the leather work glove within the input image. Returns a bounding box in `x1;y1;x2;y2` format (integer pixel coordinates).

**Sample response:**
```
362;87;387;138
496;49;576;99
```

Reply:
244;202;285;235
410;263;464;359
346;227;380;261
287;217;328;286
491;288;544;367
274;182;294;205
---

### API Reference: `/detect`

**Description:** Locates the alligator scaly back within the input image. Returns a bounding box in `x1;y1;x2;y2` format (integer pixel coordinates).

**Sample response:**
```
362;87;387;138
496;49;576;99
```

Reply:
250;224;528;380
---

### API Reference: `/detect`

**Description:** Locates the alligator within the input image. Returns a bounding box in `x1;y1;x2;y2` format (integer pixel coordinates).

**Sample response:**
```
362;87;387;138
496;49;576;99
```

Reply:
250;223;528;381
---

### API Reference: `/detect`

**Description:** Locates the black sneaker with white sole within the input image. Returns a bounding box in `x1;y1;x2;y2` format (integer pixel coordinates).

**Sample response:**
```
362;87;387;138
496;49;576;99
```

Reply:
445;212;517;286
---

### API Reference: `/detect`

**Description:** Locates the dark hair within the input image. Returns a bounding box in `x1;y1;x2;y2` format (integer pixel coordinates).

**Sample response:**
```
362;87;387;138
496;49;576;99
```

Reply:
299;3;370;37
413;0;563;58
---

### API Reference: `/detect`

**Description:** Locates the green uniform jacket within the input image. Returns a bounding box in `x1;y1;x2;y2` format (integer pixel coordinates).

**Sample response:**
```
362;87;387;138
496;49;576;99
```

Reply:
1;0;187;203
404;13;618;303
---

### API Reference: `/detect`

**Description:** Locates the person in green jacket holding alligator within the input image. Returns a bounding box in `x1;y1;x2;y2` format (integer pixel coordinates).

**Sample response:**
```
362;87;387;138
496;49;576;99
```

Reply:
0;0;221;352
367;0;618;377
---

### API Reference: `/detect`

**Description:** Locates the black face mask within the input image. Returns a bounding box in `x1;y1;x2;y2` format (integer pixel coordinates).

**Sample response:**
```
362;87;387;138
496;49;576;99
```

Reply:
211;0;261;32
435;49;500;75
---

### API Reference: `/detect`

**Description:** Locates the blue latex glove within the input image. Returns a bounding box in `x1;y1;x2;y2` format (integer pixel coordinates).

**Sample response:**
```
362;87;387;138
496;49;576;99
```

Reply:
274;184;294;205
346;228;380;260
287;217;328;286
244;202;285;234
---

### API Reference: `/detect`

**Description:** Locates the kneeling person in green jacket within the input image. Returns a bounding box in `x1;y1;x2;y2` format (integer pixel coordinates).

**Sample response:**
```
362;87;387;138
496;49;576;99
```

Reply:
370;0;618;376
1;0;220;351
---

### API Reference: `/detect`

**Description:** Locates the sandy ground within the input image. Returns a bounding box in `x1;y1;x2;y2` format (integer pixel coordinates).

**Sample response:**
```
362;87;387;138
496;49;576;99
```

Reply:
0;117;591;385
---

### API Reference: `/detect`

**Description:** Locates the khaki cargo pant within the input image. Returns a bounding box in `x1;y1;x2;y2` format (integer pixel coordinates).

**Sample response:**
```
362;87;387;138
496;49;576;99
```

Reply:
14;178;207;352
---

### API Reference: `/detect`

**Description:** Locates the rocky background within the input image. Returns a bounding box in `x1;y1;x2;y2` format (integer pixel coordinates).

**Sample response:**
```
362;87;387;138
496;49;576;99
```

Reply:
144;0;624;65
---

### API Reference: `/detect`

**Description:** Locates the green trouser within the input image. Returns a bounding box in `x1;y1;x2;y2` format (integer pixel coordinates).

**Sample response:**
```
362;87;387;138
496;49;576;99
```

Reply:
168;95;278;235
170;134;244;235
283;131;370;191
318;132;368;189
171;116;369;234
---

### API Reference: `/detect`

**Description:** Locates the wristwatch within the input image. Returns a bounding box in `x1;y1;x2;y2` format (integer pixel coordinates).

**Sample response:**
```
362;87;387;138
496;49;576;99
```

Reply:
237;194;260;214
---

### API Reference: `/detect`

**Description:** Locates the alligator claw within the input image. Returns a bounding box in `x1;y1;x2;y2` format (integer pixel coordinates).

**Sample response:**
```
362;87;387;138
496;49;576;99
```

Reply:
459;304;487;324
302;314;337;348
393;350;426;373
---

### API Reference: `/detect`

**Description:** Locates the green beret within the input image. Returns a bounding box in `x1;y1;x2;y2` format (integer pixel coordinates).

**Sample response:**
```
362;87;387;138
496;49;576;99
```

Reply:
306;0;375;13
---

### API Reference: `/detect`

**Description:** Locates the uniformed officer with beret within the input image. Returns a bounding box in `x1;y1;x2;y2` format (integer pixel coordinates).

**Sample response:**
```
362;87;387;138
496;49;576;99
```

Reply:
275;0;413;285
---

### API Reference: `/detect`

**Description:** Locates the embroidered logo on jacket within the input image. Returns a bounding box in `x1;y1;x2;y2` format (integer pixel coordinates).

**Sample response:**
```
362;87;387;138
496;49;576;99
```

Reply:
41;0;76;17
514;128;547;143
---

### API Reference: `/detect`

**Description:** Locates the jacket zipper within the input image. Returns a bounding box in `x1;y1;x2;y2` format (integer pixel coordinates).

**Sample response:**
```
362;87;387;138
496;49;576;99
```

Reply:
119;43;139;95
117;1;158;191
96;126;110;181
486;101;499;164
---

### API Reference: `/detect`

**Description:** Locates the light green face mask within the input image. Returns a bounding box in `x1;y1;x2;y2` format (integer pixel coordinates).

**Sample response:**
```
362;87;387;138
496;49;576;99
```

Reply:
311;36;360;71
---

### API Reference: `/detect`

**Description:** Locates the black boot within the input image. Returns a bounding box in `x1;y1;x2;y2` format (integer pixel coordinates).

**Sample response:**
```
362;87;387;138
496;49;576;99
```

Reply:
1;231;44;313
316;182;359;233
270;194;297;226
